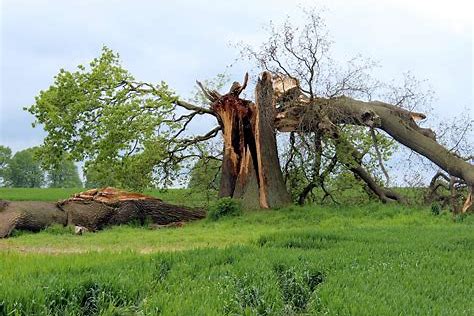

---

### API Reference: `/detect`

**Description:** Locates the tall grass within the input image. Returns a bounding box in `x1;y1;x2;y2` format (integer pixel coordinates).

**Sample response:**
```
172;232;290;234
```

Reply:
0;189;472;315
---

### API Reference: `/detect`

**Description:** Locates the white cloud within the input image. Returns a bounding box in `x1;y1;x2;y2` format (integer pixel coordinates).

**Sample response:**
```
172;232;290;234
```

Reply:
0;0;472;153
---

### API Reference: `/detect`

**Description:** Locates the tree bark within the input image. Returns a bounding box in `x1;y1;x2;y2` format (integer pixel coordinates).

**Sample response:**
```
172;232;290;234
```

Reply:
0;201;66;238
0;188;205;238
250;72;292;208
275;95;474;188
209;72;291;208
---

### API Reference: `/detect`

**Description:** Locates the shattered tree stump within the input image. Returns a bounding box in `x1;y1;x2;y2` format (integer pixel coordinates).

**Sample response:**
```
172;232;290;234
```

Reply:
200;72;292;209
0;187;205;238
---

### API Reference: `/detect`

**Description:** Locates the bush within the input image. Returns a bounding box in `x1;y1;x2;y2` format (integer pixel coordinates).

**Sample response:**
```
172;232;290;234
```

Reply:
208;198;242;221
431;203;441;216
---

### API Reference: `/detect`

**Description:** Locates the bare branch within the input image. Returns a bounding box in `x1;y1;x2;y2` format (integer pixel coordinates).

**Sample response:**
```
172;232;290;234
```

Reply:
370;128;390;186
175;99;216;116
196;81;221;102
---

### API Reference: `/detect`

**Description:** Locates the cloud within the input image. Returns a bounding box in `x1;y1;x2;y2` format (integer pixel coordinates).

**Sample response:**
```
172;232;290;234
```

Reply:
0;0;472;154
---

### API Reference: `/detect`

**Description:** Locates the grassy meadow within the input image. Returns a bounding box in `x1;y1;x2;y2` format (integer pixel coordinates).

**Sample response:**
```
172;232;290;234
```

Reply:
0;188;473;315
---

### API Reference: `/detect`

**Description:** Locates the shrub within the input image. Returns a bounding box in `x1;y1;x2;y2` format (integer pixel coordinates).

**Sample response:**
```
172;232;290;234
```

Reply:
431;203;441;216
207;198;242;221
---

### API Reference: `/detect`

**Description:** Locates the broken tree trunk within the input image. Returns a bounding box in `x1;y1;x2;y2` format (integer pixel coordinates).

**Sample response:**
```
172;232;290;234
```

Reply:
58;187;206;231
0;187;205;238
201;72;291;208
275;95;474;188
0;201;66;238
197;72;472;206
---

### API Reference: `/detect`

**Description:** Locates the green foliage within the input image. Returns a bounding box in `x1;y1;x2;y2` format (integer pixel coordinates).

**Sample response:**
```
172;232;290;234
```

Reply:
187;157;221;192
0;145;12;186
47;158;82;188
208;197;242;221
431;203;441;216
452;213;467;223
2;147;44;188
27;47;180;191
273;264;323;313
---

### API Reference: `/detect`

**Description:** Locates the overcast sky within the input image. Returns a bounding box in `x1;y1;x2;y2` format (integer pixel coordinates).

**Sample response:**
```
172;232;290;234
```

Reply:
1;0;472;154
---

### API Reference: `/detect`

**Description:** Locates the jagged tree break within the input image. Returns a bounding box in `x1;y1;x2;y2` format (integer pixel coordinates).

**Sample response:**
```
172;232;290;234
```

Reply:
196;71;473;210
197;73;291;209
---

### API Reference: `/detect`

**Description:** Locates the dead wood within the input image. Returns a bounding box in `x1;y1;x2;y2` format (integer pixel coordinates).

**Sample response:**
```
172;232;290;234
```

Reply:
275;94;474;188
0;201;66;238
0;187;205;238
201;72;291;208
57;187;206;231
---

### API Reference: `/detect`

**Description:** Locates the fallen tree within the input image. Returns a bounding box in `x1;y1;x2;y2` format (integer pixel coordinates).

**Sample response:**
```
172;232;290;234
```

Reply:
271;75;474;203
27;10;473;210
0;200;66;238
0;187;205;238
274;94;474;187
198;72;473;207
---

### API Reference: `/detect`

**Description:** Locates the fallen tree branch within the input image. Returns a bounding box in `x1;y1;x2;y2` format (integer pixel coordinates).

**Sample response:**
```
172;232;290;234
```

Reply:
276;94;474;187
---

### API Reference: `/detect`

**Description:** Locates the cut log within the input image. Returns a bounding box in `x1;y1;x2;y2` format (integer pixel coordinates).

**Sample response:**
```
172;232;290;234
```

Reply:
0;201;67;238
0;187;205;238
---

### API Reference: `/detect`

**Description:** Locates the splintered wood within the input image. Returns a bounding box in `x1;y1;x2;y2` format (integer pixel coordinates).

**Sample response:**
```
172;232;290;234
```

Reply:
0;188;205;238
208;72;291;208
59;187;162;205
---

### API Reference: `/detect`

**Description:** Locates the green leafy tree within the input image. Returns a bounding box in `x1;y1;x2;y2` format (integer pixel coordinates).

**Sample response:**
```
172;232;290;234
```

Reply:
5;147;44;188
47;158;82;188
0;145;12;186
27;47;181;191
83;142;163;189
188;157;221;192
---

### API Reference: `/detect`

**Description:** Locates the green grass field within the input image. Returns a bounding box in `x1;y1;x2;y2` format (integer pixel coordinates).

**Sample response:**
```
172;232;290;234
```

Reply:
0;188;473;315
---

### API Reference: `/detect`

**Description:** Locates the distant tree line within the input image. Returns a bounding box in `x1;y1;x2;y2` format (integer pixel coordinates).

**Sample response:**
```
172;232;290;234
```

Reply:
0;145;82;188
